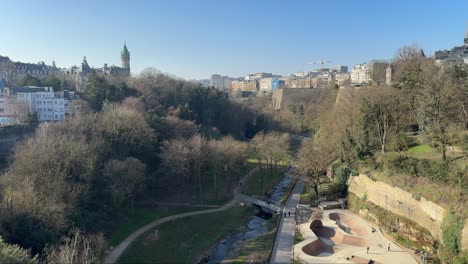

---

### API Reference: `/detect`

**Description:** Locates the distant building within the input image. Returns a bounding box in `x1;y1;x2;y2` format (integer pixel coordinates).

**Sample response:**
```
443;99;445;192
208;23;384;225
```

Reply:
259;77;285;91
335;72;350;85
62;44;131;92
231;80;258;92
435;24;468;64
332;65;348;73
351;63;370;84
0;55;59;82
210;74;235;91
246;72;273;81
198;79;210;87
0;86;82;124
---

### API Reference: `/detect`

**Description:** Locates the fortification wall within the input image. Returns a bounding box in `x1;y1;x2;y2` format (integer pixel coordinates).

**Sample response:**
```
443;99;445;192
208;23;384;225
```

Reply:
272;88;320;110
349;174;468;250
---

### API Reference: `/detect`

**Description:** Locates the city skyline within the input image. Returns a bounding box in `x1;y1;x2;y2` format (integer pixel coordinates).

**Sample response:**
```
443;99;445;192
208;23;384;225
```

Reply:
1;0;467;79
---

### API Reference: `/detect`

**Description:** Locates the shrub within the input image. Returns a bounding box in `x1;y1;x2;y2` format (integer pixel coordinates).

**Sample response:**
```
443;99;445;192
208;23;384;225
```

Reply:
419;160;449;182
0;236;37;264
382;154;418;176
441;210;464;256
388;132;409;152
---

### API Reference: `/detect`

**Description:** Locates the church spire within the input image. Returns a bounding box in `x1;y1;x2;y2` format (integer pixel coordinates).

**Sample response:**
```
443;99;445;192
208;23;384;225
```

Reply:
121;42;130;71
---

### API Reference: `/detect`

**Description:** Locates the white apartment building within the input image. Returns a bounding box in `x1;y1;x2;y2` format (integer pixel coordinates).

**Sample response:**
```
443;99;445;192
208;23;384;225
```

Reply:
14;86;72;122
351;64;370;84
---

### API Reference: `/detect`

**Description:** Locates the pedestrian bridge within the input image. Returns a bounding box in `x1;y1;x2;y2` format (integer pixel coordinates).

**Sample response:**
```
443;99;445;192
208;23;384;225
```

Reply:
238;194;282;213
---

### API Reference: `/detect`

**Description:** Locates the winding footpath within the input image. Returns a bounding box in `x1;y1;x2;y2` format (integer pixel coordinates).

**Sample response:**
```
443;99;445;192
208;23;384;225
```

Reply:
104;167;259;264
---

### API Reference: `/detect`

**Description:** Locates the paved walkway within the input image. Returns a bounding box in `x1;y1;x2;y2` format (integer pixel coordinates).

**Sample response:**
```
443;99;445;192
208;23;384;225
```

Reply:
104;167;259;264
270;171;305;264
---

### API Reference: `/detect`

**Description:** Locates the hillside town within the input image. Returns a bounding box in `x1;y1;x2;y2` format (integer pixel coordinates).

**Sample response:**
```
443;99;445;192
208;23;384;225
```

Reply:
0;44;131;125
0;9;466;264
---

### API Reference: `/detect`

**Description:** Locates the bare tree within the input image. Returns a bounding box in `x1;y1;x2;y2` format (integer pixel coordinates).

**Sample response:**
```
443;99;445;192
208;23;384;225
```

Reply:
360;88;401;154
45;229;106;264
297;139;331;197
252;132;290;189
159;138;191;199
422;64;460;161
103;157;146;208
395;45;424;62
0;59;16;85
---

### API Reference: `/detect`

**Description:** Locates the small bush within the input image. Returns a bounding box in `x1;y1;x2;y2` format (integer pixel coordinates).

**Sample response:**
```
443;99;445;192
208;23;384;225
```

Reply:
419;160;449;182
441;210;464;256
382;154;418;176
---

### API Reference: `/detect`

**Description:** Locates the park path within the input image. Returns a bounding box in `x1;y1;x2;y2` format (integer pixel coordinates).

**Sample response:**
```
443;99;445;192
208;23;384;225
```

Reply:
103;167;259;264
270;170;305;264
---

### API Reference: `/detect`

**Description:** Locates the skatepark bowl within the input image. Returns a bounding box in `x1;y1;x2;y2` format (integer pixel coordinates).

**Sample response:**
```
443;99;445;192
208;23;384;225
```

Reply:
302;217;369;257
329;212;368;236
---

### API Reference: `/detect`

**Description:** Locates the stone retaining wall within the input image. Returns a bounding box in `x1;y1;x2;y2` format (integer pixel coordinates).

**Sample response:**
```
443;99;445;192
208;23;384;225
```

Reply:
348;174;468;250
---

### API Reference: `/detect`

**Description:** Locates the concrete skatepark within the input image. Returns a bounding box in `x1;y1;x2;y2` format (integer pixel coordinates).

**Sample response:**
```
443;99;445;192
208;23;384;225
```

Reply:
293;209;419;264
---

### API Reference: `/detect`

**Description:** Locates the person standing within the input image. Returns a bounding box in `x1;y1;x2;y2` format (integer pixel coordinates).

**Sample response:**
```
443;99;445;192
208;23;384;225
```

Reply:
367;247;369;254
388;243;390;251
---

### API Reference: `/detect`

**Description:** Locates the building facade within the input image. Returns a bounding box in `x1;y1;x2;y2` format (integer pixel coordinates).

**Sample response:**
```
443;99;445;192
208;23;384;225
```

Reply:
62;44;131;92
351;63;370;84
435;24;468;64
0;86;82;124
231;80;258;91
210;74;235;91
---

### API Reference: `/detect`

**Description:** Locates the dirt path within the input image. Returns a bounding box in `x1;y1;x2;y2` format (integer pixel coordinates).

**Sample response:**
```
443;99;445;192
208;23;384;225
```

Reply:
103;167;259;264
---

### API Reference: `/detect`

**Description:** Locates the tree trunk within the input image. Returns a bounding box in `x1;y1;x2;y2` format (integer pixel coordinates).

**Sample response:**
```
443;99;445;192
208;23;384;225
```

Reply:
213;169;218;203
313;183;319;198
198;166;202;205
442;145;447;161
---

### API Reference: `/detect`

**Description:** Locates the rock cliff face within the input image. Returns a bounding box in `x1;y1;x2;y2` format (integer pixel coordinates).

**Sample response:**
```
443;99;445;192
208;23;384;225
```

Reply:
0;124;36;168
348;174;467;250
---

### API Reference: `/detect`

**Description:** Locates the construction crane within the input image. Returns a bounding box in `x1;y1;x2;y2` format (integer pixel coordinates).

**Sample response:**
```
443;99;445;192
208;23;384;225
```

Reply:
304;60;332;88
306;60;333;71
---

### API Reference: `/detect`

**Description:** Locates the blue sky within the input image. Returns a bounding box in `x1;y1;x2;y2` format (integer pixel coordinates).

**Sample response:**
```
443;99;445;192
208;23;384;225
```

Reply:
0;0;467;79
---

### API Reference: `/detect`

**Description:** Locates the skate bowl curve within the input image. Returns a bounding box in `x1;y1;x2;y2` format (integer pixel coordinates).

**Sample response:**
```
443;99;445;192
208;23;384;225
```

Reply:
301;239;336;257
329;212;368;236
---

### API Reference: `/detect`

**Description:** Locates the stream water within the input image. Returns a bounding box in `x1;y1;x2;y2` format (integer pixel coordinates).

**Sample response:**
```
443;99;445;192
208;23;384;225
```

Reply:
205;171;293;263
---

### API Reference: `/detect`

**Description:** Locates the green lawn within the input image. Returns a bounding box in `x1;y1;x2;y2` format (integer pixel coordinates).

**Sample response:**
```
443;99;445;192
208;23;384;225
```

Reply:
243;166;289;198
118;206;255;264
408;144;434;153
108;207;203;246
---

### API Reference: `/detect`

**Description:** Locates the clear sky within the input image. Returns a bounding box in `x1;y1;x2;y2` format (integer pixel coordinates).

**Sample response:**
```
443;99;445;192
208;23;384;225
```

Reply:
1;0;467;79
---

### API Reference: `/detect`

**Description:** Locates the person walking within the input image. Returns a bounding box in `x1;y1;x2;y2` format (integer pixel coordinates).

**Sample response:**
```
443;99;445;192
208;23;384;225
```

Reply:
388;243;390;251
367;247;369;254
288;211;291;217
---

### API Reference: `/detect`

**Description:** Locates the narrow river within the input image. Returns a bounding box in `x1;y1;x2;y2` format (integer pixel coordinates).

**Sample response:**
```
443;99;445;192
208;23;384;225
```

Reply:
206;171;293;263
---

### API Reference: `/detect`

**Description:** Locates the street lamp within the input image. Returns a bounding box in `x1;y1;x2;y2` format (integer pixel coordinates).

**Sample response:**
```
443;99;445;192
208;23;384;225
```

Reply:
292;231;295;261
384;194;388;230
406;207;414;248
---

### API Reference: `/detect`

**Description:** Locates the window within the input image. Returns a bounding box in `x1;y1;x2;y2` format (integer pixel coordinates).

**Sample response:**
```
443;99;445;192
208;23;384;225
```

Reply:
0;100;4;104
0;108;4;113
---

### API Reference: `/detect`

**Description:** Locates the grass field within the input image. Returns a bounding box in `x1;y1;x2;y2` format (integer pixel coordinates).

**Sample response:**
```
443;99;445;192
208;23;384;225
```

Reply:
117;206;255;264
108;207;204;246
408;144;434;153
